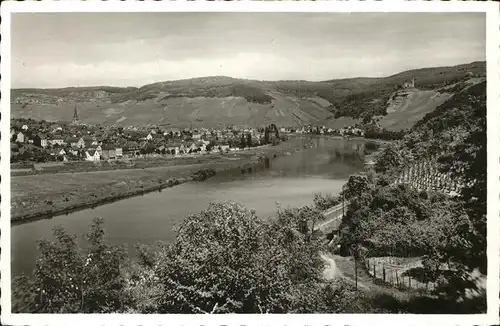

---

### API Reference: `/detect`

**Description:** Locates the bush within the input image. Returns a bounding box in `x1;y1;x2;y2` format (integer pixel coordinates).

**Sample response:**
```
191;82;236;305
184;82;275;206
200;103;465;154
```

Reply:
191;168;216;181
313;192;341;211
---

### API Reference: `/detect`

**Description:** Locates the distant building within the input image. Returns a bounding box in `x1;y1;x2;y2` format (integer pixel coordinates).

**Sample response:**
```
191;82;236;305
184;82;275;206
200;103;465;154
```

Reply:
15;132;25;143
85;149;100;161
21;125;28;131
70;105;81;125
34;134;48;148
403;78;415;89
48;135;65;146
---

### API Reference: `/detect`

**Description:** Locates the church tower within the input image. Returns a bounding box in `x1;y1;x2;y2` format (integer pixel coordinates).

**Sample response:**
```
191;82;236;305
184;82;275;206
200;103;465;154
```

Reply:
71;105;80;125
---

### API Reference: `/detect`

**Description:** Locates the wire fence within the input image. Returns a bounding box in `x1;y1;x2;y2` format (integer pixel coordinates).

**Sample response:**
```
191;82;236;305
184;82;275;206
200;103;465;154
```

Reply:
364;257;436;293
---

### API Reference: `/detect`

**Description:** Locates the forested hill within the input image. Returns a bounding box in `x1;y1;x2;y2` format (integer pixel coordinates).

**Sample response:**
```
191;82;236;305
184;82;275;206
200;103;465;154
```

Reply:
11;61;485;129
338;80;486;306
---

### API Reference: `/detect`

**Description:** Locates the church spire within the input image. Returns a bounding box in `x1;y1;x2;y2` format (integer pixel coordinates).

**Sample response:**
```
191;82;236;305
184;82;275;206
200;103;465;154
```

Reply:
73;104;79;119
71;104;80;125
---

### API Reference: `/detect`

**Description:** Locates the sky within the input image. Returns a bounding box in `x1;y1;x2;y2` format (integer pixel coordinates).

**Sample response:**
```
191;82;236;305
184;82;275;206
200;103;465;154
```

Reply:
11;12;486;88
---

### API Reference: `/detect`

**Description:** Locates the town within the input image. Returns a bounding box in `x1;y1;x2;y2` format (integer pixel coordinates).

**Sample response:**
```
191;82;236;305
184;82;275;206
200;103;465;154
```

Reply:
10;106;402;164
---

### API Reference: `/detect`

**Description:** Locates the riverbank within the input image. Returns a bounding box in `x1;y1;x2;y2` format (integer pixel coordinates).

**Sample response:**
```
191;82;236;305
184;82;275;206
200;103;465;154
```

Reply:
11;137;317;224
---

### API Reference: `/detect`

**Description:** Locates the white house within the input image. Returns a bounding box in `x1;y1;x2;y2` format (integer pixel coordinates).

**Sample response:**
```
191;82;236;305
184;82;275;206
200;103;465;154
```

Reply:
75;137;86;148
187;142;197;153
21;125;28;131
167;146;179;155
16;132;25;143
85;149;101;162
145;133;153;141
219;145;230;152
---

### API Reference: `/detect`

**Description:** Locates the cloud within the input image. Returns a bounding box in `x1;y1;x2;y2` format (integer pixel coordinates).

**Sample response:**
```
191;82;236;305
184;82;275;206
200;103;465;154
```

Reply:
11;12;486;88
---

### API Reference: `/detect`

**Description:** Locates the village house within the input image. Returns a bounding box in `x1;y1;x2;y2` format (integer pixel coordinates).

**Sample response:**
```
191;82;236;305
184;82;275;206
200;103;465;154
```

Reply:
50;148;66;157
85;149;101;162
33;134;48;148
75;137;86;148
64;136;81;148
195;140;207;152
15;132;25;143
100;145;117;160
167;145;179;155
123;141;140;157
21;124;28;131
186;142;197;153
67;148;79;156
47;133;65;146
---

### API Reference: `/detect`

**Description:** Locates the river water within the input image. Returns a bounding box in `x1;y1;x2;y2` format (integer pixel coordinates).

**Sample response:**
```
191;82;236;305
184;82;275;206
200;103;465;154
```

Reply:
11;137;369;277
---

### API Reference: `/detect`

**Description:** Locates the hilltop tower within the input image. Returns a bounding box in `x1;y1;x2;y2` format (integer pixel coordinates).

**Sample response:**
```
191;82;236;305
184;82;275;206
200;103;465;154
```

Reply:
71;104;81;125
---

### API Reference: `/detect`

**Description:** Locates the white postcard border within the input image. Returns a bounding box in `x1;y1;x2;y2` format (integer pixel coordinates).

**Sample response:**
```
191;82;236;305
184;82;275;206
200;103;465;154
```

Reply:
1;1;499;325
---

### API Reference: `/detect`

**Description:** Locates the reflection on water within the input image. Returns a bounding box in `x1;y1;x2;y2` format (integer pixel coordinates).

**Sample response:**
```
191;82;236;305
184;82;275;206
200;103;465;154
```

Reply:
11;137;368;277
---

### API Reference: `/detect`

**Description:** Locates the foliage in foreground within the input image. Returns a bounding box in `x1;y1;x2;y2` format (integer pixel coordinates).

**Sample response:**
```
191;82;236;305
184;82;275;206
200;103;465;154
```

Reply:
13;202;373;314
13;218;131;313
338;82;487;302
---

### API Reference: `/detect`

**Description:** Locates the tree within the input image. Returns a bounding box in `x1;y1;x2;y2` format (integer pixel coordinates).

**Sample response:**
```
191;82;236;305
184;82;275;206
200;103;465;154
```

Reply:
374;146;402;174
148;201;336;313
246;133;252;147
342;175;370;201
240;133;246;149
13;218;131;313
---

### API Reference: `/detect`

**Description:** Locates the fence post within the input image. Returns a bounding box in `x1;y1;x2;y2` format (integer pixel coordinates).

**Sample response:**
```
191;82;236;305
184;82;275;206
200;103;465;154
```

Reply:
382;264;386;282
373;262;376;278
396;270;399;286
409;275;412;288
354;258;358;290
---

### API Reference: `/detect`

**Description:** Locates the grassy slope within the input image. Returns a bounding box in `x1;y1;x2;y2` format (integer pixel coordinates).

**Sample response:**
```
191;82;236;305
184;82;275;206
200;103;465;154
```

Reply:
11;62;485;128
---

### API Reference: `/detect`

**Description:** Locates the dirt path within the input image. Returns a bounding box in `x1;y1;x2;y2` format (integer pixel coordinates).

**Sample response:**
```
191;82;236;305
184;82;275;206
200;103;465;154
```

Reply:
321;252;339;280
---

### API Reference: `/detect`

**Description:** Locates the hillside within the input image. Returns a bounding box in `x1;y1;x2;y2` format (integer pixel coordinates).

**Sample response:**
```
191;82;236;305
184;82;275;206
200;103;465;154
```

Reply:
11;61;485;128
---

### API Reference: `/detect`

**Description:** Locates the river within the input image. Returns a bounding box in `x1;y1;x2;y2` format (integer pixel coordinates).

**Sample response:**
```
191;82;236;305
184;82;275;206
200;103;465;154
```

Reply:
11;137;370;277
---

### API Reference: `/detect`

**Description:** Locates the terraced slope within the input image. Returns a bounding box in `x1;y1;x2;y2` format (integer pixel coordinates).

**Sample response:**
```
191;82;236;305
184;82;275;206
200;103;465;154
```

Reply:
378;76;486;130
11;61;485;128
